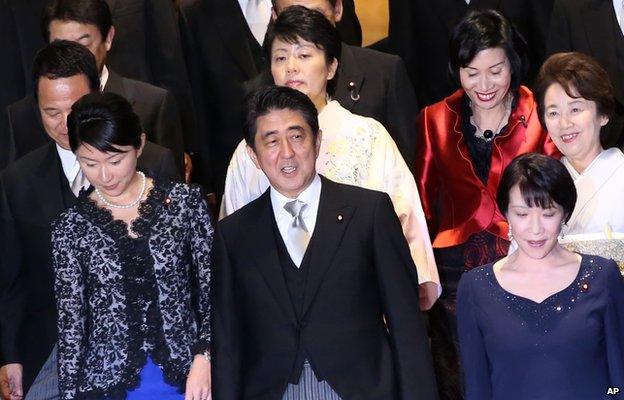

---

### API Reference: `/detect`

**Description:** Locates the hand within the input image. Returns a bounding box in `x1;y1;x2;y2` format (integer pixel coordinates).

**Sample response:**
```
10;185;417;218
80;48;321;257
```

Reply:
0;363;23;400
185;355;211;400
418;281;439;311
184;153;193;183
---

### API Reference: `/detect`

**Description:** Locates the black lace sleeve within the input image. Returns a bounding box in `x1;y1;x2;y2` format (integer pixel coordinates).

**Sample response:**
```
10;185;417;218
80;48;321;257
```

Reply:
187;185;214;355
51;213;87;400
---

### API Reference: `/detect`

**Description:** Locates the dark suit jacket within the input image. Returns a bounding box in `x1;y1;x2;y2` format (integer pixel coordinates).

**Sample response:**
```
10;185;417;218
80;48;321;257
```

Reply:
388;0;554;107
546;0;624;149
0;140;177;392
179;0;264;196
104;0;199;154
0;0;197;168
212;177;438;400
0;0;47;166
1;69;185;173
245;44;419;166
335;0;362;47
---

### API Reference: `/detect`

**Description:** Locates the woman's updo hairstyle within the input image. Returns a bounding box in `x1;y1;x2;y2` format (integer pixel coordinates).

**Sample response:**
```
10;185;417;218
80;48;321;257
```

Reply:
67;91;143;153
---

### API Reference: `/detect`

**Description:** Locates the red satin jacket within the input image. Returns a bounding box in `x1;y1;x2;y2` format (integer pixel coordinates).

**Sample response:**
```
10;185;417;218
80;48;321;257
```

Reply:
414;86;560;248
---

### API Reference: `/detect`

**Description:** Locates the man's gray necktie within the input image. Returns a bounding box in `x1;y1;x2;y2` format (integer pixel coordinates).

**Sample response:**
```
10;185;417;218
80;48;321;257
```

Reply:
70;167;89;197
284;200;310;267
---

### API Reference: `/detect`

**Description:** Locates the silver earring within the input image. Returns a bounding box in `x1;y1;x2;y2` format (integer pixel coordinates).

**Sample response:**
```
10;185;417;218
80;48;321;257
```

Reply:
507;225;513;241
559;222;566;240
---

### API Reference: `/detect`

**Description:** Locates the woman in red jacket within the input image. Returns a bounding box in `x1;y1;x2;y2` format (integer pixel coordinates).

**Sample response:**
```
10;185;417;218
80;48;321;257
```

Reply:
414;9;559;399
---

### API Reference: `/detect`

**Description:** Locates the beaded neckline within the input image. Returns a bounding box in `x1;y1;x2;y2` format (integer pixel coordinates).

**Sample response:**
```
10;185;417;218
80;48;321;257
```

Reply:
488;255;586;306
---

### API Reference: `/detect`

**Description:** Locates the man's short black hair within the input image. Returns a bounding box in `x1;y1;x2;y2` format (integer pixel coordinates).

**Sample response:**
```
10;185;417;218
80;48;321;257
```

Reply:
32;40;100;100
67;91;143;153
243;85;319;149
41;0;113;43
497;153;577;222
448;9;528;92
264;5;341;95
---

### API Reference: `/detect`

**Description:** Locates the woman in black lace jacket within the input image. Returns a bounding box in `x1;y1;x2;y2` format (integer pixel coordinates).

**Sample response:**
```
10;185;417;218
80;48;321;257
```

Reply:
51;92;213;400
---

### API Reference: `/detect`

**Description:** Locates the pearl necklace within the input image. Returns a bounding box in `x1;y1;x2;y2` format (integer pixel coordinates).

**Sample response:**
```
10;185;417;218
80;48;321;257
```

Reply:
95;171;147;209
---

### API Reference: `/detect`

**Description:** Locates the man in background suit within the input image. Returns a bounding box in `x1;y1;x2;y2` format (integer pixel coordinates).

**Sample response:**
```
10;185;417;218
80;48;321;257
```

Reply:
103;0;198;161
388;0;554;107
0;40;177;400
250;0;419;166
212;85;437;400
546;0;624;149
2;0;186;176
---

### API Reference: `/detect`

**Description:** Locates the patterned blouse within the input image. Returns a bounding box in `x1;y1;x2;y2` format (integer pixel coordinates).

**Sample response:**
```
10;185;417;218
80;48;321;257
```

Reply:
51;178;213;399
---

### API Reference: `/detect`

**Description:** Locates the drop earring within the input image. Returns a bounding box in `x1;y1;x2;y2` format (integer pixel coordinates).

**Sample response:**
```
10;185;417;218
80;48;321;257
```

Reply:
559;222;566;240
507;225;513;241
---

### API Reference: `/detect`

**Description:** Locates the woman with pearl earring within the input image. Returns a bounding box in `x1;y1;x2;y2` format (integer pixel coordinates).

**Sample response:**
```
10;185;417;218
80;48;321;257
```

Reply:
458;153;624;399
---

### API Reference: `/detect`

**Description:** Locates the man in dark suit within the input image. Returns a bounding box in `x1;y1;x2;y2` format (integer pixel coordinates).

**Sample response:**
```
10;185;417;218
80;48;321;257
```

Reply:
0;0;197;174
249;0;419;167
0;40;178;400
388;0;554;108
103;0;198;160
2;0;186;176
212;85;437;400
546;0;624;149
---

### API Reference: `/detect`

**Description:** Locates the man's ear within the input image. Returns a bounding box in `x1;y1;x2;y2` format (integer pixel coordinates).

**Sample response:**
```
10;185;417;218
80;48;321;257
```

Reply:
246;144;262;170
315;129;323;154
327;58;338;81
333;0;344;23
136;133;146;159
104;26;115;51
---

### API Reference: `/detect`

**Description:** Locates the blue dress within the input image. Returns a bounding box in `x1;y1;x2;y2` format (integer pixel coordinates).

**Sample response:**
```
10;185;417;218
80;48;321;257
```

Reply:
126;357;184;399
457;254;624;400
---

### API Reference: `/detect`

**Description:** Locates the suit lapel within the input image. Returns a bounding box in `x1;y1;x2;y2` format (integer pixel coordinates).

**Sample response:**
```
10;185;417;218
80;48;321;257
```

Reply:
209;0;261;79
103;69;136;106
301;178;354;318
334;45;364;110
31;143;69;223
250;192;298;324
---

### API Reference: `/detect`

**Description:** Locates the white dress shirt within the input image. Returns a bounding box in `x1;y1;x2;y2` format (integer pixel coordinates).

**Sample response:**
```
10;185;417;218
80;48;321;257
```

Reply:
237;0;272;44
614;0;624;34
220;100;441;295
270;174;322;243
56;144;81;186
100;65;109;91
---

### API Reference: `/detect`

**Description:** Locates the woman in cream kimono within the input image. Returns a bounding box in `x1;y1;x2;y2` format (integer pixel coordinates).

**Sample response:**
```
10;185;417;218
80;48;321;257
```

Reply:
535;52;624;273
220;6;440;309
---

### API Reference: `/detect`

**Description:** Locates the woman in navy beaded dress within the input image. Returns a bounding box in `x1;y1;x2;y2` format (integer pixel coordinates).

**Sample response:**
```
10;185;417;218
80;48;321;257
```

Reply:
457;153;624;400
